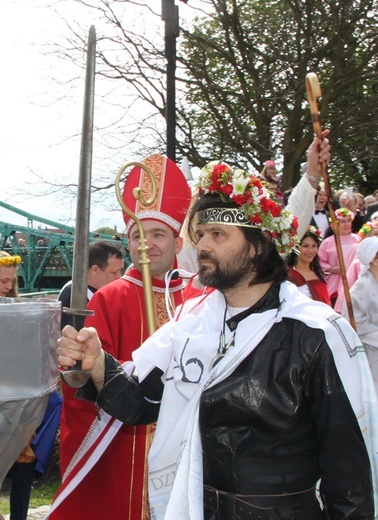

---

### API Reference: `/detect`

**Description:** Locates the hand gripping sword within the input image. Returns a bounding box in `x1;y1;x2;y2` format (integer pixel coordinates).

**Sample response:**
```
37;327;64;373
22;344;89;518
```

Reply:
61;26;96;387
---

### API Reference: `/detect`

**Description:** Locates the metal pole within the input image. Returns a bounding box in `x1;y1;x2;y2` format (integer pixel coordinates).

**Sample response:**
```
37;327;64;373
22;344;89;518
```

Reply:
162;0;179;161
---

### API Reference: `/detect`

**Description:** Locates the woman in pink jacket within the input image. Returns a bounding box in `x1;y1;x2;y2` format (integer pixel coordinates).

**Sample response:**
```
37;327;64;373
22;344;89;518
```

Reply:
318;208;358;307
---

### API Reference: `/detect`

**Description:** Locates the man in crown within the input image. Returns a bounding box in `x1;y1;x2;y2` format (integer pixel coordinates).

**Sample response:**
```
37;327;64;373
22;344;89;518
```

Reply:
57;136;376;519
49;155;193;520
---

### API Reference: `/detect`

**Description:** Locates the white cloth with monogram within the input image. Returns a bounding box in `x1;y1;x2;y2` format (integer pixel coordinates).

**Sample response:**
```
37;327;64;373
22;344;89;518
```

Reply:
132;281;378;520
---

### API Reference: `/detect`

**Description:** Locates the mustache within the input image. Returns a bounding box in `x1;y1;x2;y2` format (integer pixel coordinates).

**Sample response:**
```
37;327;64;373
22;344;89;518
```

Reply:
197;251;217;262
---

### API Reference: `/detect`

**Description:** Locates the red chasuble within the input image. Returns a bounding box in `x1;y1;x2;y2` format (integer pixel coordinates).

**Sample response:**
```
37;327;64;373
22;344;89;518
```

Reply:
53;268;187;520
288;266;331;306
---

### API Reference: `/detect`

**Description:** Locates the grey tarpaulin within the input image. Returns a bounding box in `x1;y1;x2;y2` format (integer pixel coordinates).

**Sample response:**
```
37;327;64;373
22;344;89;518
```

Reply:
0;298;61;487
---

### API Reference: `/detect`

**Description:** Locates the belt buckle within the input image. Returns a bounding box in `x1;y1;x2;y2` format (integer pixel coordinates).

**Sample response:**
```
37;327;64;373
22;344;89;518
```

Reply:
204;486;220;512
214;488;220;512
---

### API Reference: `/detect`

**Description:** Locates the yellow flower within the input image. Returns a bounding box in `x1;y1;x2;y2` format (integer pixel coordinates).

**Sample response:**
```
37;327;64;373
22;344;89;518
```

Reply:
0;255;22;267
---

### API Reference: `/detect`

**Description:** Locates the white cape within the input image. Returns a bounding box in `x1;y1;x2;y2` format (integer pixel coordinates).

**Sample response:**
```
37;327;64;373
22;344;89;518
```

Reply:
132;282;378;520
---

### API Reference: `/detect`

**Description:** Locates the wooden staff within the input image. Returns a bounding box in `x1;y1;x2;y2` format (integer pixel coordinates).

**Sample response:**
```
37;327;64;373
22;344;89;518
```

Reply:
306;72;356;330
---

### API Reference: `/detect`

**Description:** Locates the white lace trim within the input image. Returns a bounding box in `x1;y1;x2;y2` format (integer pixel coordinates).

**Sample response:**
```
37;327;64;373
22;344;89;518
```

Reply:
123;274;186;293
125;211;181;234
62;409;105;482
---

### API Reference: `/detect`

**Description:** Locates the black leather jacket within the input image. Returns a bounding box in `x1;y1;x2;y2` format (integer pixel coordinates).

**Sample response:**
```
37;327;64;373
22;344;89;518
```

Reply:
80;285;374;519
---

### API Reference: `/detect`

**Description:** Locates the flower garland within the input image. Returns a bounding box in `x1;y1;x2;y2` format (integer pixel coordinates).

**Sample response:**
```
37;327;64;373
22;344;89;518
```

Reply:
334;208;354;221
305;225;322;239
0;255;22;267
196;162;300;256
357;220;378;242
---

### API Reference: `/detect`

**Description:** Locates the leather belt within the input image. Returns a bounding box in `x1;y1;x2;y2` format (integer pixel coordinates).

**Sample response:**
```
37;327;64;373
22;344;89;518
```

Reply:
203;485;318;520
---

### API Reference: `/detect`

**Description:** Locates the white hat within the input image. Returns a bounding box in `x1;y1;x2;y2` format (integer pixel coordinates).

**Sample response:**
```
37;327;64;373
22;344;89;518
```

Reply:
356;236;378;274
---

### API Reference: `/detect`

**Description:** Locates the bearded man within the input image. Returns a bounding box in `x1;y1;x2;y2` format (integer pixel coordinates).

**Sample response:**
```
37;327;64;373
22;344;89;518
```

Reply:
57;140;376;520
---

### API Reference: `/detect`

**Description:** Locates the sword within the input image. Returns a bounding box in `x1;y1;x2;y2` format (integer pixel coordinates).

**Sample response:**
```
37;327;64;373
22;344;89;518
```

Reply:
61;25;96;388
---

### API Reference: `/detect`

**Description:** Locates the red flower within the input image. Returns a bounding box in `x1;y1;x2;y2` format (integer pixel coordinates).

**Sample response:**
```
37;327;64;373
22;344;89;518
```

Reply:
260;197;280;216
233;193;250;206
268;199;281;218
250;177;263;190
213;163;230;175
210;173;222;188
250;215;263;224
232;194;244;206
259;197;270;212
222;184;233;196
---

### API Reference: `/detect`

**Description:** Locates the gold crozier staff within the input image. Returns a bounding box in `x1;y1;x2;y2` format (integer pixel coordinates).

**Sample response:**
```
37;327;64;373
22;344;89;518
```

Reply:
115;161;158;334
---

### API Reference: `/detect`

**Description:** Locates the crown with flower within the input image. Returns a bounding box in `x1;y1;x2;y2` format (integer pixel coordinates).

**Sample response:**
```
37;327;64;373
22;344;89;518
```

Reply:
195;162;300;256
357;220;378;241
0;254;21;267
334;208;354;221
305;225;322;239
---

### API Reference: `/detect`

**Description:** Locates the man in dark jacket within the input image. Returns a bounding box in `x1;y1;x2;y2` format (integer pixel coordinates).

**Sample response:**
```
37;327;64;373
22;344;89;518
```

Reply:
57;135;375;520
58;239;125;329
310;181;330;237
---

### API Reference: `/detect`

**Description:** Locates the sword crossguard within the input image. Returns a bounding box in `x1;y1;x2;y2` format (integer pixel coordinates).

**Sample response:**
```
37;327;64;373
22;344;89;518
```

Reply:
62;307;95;317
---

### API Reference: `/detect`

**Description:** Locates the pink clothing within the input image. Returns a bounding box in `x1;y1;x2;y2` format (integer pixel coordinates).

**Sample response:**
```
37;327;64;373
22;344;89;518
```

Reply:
334;258;362;313
318;234;358;298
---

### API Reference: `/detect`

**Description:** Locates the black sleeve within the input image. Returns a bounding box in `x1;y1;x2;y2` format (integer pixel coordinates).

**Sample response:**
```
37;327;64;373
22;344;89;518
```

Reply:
303;341;374;519
76;352;164;425
58;285;73;330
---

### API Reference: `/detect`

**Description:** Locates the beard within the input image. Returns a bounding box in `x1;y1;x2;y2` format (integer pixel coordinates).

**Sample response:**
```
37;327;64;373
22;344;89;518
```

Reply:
197;244;254;291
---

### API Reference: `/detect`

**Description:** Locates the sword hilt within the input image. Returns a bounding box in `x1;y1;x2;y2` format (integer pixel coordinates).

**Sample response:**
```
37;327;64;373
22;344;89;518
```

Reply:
60;307;95;388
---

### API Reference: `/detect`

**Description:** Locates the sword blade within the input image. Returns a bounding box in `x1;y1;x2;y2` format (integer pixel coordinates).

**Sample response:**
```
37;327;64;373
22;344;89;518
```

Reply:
61;26;96;388
72;25;96;313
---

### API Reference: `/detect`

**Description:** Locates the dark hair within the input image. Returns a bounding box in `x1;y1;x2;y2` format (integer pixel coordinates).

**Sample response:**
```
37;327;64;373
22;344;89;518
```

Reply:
187;194;288;286
287;230;326;283
88;240;125;270
283;188;293;206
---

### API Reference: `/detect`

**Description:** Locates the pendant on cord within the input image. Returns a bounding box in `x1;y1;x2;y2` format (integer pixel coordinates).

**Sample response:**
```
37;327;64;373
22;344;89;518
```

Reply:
210;331;236;370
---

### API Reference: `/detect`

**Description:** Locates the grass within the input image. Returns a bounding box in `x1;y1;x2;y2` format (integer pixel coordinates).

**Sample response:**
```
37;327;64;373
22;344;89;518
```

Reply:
30;479;61;508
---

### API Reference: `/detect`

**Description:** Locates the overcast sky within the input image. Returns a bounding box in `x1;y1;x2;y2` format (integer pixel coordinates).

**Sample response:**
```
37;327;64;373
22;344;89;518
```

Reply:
1;1;85;227
0;0;196;234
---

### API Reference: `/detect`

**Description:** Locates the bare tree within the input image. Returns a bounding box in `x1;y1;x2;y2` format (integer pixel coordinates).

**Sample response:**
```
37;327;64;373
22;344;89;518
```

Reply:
24;0;378;203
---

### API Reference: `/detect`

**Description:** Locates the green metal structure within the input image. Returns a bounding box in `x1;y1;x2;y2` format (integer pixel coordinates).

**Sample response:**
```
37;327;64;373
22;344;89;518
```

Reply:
0;201;128;293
